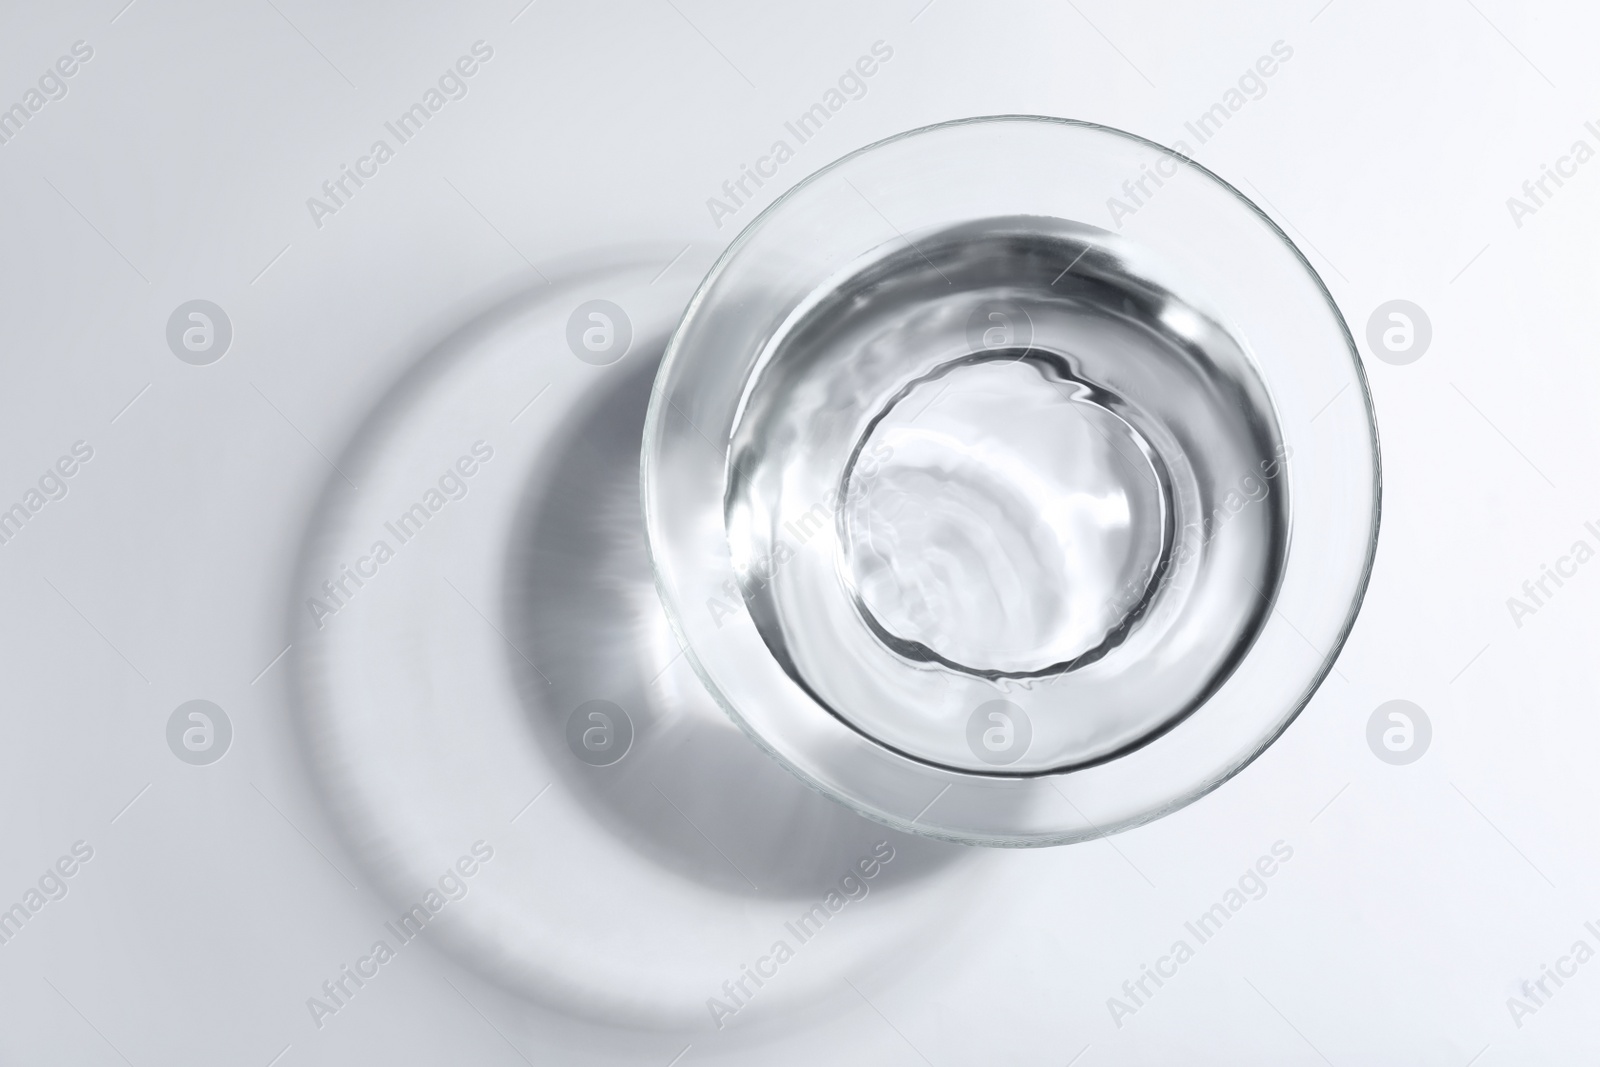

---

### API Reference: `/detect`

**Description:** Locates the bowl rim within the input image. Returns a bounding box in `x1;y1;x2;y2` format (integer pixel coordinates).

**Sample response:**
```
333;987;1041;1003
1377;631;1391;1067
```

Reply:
641;114;1382;846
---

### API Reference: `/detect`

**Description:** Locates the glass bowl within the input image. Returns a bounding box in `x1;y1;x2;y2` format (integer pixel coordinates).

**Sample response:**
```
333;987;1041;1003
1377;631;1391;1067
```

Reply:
642;116;1379;846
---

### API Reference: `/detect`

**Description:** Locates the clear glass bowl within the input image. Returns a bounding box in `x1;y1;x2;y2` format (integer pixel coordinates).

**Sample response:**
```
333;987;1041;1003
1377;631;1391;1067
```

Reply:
642;116;1379;846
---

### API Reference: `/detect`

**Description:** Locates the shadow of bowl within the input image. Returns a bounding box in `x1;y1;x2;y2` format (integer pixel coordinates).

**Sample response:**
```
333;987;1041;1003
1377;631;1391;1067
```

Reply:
502;320;964;899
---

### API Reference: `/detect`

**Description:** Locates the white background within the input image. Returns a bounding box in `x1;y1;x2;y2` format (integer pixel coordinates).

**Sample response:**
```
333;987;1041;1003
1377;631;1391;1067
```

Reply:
1;0;1597;1064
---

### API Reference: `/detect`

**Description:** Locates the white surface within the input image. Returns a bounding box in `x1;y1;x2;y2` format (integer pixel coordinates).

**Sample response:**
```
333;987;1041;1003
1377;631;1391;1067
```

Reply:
1;1;1597;1064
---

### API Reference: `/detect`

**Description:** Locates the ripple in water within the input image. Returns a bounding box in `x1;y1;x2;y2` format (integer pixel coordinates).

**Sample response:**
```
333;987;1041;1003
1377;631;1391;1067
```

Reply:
725;216;1289;775
840;355;1167;678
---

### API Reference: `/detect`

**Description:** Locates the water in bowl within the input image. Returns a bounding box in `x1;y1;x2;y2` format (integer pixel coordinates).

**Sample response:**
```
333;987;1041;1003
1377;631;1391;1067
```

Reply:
725;216;1289;775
